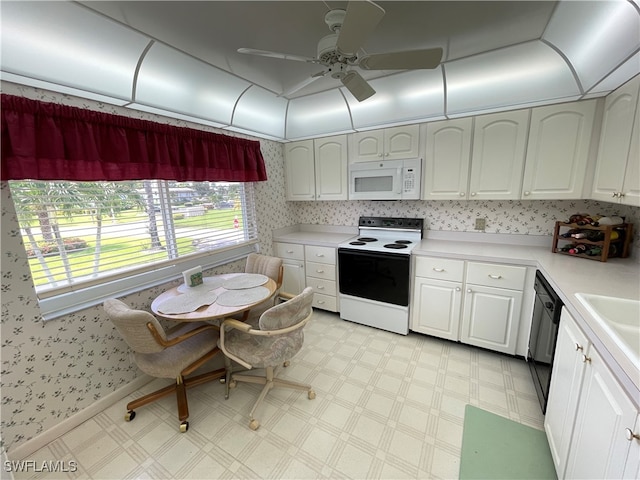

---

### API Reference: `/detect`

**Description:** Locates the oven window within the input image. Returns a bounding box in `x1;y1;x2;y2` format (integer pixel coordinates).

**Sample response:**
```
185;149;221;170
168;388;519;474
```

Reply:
354;175;393;193
338;249;410;306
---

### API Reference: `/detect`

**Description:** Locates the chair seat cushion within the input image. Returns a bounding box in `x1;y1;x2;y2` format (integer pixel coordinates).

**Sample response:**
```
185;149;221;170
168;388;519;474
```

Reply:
220;329;303;369
135;323;219;378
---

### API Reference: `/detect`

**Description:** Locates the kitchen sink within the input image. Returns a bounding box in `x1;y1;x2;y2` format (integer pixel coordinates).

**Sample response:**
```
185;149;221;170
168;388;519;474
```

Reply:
575;293;640;363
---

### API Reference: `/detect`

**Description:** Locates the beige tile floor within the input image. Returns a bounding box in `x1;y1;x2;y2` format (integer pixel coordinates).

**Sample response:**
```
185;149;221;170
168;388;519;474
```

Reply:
15;310;545;480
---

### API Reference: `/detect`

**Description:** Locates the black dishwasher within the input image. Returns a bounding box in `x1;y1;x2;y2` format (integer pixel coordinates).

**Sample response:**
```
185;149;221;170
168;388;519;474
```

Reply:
528;270;563;414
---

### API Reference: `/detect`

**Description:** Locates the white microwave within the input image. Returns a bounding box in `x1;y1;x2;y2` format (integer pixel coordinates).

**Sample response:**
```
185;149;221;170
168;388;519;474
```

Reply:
348;158;422;200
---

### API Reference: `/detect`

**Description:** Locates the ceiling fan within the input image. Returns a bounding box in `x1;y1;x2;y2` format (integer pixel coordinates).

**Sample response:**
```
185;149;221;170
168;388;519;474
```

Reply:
237;1;443;102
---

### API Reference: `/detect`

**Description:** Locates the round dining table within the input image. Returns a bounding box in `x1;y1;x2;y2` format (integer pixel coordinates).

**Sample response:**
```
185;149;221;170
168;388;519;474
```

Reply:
151;273;277;322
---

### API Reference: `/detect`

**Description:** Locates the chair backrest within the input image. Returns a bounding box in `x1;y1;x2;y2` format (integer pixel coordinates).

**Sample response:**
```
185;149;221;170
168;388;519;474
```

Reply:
259;287;314;331
245;253;283;287
103;298;167;354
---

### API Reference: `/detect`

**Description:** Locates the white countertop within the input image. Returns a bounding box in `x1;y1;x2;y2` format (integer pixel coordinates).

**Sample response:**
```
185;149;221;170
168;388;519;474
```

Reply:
273;228;640;402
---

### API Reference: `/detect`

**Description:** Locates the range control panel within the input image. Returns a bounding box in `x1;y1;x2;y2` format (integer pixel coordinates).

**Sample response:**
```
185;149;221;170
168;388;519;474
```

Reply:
358;217;424;231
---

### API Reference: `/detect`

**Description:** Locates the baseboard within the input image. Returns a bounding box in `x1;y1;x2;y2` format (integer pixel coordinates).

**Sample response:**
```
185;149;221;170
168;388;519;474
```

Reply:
7;375;153;461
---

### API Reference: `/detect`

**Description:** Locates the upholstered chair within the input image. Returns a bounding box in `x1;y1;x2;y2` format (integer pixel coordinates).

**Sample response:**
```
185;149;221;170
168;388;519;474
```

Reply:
242;253;284;322
103;298;226;432
218;287;316;430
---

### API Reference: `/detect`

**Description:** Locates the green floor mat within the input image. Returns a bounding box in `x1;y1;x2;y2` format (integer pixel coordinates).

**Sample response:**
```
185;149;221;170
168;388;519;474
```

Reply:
459;405;557;480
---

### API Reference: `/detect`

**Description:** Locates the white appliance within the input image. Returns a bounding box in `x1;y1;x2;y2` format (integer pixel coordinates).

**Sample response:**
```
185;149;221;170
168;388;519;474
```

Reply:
338;217;424;335
348;158;422;200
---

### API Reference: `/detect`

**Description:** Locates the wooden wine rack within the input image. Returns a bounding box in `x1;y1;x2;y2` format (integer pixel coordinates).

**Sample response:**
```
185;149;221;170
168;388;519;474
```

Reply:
552;221;633;262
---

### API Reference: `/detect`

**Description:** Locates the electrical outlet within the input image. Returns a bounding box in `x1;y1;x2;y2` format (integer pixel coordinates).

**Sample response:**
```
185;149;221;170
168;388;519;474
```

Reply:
475;218;486;231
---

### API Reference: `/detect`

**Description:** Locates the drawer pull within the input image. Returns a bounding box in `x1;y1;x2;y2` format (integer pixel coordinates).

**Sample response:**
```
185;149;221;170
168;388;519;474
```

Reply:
286;250;294;254
625;428;640;441
582;354;591;364
317;286;325;290
575;343;583;352
433;268;445;272
456;287;461;292
317;300;325;304
488;274;502;280
315;253;325;257
316;269;324;273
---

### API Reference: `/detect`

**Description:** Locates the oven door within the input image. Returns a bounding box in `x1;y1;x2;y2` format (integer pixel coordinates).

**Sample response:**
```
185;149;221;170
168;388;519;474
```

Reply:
338;248;410;306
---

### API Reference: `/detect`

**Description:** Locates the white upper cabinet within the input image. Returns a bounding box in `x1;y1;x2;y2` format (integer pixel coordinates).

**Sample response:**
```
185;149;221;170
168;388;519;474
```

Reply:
284;140;315;201
284;135;348;201
350;125;420;163
313;135;348;201
469;110;530;200
592;75;640;206
522;100;597;200
422;118;473;200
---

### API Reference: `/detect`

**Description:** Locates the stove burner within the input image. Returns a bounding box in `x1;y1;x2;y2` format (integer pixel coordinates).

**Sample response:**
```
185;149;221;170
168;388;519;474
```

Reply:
349;241;366;246
395;240;412;245
384;243;408;249
357;237;377;242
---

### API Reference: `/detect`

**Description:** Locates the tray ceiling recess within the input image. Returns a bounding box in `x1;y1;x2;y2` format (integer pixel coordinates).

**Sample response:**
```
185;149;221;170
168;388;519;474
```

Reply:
1;1;639;141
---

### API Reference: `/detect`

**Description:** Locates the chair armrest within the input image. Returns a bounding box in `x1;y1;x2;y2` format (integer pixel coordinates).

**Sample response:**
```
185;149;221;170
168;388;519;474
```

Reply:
278;291;296;301
218;318;254;369
146;322;219;348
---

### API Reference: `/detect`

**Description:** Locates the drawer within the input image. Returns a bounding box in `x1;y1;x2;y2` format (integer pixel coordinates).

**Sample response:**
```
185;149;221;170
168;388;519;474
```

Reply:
305;245;336;264
311;292;337;312
274;242;304;261
415;256;464;282
305;261;336;281
466;262;526;290
305;277;336;296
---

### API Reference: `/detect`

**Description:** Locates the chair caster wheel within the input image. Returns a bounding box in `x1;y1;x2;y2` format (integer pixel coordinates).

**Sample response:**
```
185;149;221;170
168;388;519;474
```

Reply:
249;419;260;431
125;411;136;422
308;390;316;400
283;360;290;367
229;380;237;389
180;421;189;433
219;377;226;384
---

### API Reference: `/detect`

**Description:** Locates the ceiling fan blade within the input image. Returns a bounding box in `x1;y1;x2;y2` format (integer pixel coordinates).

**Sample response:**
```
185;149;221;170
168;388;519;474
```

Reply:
341;71;376;102
336;1;385;57
237;48;319;64
279;71;326;97
359;48;444;70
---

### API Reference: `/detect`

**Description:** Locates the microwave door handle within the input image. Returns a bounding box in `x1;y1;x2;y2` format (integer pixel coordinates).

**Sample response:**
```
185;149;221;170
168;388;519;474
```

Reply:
396;167;402;194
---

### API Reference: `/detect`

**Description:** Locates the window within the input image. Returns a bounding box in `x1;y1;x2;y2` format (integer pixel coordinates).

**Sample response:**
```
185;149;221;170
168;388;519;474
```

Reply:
8;179;259;320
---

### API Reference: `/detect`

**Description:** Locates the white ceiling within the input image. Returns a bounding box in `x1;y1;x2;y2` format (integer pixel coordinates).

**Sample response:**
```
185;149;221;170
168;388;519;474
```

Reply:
2;1;640;141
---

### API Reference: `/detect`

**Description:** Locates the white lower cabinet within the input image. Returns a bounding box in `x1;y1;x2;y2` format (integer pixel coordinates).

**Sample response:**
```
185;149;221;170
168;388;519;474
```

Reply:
274;242;305;296
545;307;639;479
305;245;338;312
411;257;525;355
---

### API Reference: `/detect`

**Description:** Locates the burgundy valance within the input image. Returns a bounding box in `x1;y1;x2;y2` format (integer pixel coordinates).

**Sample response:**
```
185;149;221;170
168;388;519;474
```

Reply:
1;94;267;182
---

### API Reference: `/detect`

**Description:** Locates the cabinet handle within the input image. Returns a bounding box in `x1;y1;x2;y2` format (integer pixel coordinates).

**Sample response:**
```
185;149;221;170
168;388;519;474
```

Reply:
433;268;445;272
612;192;620;198
316;269;324;273
456;287;461;292
467;289;472;293
575;343;583;352
619;192;626;198
317;300;325;304
625;428;640;441
460;192;465;197
524;191;530;196
582;354;591;363
286;250;294;254
471;192;477;196
488;274;502;279
378;153;383;157
316;253;325;257
317;286;325;290
384;152;389;157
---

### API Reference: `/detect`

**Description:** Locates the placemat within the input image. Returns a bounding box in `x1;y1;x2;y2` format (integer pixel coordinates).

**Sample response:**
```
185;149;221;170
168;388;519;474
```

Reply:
157;291;218;314
177;276;224;293
222;273;268;290
216;286;270;307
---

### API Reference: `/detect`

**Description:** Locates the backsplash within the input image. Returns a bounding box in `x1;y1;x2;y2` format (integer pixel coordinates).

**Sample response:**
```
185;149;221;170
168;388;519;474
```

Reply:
292;200;640;257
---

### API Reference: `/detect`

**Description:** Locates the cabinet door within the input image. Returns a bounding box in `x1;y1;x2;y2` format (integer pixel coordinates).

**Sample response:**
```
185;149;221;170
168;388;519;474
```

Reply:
621;91;640;207
284;140;315;200
350;130;384;162
592;76;640;202
469;110;529;200
411;277;462;341
460;284;522;354
281;260;305;296
314;135;348;200
544;308;589;478
623;414;640;480
423;118;472;200
384;124;420;160
565;345;637;480
522;100;596;200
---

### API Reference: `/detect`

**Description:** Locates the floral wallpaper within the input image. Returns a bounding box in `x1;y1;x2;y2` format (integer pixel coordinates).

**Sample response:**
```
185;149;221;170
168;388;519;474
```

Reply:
1;80;638;456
